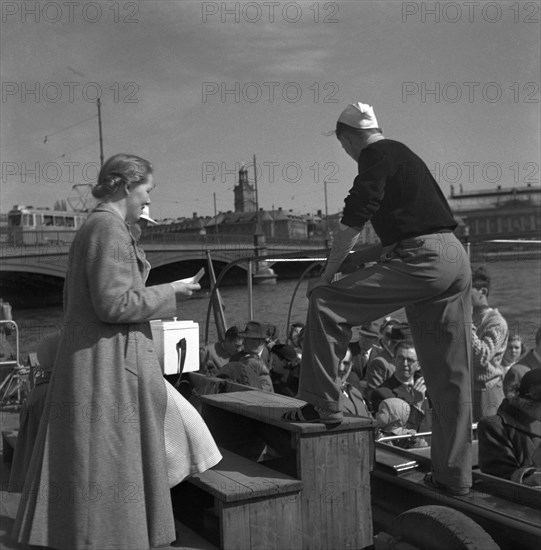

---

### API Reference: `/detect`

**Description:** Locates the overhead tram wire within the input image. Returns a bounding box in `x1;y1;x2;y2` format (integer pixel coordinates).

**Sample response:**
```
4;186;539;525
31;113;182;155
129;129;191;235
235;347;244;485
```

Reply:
55;140;100;161
43;114;97;144
43;99;104;166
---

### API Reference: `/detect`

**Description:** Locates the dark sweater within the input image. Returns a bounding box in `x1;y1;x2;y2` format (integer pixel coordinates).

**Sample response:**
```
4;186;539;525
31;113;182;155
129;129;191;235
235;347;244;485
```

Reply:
341;139;457;246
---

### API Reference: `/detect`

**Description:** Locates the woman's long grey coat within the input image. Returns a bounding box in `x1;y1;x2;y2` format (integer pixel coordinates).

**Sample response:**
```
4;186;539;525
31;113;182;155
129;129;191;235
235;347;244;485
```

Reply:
13;203;179;550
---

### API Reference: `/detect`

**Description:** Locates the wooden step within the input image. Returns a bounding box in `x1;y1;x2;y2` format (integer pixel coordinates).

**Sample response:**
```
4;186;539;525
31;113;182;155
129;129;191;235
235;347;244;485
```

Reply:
200;390;375;434
175;448;303;550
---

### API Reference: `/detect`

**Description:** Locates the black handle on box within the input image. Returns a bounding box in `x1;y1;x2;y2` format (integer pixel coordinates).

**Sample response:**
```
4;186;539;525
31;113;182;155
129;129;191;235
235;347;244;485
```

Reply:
174;337;187;389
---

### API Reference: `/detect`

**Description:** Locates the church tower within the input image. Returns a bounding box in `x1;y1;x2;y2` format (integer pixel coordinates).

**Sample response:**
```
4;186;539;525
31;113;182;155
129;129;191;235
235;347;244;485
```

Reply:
234;164;256;213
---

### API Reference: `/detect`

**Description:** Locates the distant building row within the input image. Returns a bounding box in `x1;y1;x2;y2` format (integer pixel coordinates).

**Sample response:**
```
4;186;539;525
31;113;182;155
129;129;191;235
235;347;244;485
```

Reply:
143;167;540;244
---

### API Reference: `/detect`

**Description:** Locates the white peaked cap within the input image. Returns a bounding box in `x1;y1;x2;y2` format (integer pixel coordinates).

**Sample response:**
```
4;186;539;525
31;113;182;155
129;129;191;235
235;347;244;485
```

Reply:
337;102;379;130
140;205;158;224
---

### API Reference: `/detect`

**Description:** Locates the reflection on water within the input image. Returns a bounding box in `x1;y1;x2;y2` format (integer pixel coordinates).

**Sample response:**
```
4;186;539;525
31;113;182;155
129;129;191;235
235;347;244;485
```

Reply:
9;258;541;359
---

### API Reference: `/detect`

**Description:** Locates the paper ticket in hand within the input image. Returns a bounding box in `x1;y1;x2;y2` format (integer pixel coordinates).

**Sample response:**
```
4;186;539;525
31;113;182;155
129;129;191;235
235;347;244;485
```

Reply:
179;268;205;284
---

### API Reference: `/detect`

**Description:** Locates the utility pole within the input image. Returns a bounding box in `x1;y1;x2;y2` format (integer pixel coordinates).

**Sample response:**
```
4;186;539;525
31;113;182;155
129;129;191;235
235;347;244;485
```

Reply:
253;153;259;214
253;153;262;234
97;98;104;166
213;192;218;235
324;179;329;244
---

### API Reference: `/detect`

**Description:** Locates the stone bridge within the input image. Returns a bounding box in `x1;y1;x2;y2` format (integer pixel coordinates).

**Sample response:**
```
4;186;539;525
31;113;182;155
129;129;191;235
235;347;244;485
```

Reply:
0;233;328;306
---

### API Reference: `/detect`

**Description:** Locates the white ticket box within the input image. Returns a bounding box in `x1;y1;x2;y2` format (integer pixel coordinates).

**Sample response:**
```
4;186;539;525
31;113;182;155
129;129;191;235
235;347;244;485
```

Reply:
150;319;200;375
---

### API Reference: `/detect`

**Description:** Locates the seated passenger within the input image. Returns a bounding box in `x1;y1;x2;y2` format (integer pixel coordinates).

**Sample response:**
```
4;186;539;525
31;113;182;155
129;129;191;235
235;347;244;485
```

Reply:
471;266;509;421
478;367;541;487
352;321;381;380
363;321;410;403
199;326;243;376
217;321;274;392
269;344;299;396
502;364;531;399
501;334;526;373
228;320;272;368
515;326;541;371
375;397;428;449
9;330;60;492
287;322;305;361
338;348;371;418
370;340;428;431
265;324;280;351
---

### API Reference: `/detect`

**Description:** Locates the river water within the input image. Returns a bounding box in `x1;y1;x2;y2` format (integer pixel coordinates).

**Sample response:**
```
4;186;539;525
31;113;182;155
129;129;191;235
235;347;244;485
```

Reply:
6;257;541;360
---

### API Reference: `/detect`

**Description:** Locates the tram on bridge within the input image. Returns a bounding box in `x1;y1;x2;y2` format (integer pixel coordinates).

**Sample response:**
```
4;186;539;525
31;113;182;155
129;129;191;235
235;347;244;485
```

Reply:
5;205;86;246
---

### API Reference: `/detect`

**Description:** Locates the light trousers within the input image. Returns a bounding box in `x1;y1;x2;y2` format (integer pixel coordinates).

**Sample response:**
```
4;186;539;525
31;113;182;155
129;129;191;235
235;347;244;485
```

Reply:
299;232;473;487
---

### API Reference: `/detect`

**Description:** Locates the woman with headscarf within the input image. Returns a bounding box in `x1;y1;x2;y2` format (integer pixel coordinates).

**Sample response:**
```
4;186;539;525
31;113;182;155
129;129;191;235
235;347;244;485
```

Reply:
375;397;428;449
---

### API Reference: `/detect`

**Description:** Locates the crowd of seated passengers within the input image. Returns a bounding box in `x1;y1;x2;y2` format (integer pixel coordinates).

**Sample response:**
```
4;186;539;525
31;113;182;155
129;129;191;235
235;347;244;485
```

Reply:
199;315;541;485
478;366;541;487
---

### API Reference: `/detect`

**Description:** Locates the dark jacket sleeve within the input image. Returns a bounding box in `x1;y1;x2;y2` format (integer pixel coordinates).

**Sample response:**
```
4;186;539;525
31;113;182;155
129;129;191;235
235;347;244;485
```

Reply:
341;146;389;228
478;415;522;480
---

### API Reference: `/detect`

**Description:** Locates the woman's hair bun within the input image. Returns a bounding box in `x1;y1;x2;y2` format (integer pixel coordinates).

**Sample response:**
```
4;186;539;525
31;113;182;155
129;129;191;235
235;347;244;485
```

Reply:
92;154;153;199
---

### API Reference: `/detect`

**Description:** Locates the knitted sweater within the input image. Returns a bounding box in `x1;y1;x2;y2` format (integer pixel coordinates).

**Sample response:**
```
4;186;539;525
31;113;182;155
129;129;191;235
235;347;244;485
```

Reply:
472;308;509;388
341;139;457;246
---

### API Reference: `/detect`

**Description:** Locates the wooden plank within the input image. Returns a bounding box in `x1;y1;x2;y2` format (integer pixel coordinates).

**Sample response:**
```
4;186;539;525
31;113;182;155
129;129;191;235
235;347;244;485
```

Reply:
275;493;302;550
200;391;375;434
297;434;325;550
325;432;341;549
473;470;541;510
249;497;277;549
188;449;301;503
349;431;373;548
220;500;251;550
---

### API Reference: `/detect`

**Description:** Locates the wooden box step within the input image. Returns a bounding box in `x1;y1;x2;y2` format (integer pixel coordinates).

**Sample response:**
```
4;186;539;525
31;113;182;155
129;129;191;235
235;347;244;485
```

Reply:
189;448;302;503
175;448;303;550
200;390;375;434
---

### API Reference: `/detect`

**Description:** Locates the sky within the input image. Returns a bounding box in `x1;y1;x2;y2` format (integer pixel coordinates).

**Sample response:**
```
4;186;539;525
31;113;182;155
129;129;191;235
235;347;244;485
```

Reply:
1;0;540;221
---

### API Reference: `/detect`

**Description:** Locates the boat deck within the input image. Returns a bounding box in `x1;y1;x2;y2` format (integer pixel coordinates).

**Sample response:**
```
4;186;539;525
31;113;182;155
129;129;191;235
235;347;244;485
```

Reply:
0;411;217;550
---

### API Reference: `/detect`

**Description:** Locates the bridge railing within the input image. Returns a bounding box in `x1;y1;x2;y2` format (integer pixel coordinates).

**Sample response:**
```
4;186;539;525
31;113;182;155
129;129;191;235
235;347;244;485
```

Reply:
140;231;328;249
0;228;327;249
0;229;76;246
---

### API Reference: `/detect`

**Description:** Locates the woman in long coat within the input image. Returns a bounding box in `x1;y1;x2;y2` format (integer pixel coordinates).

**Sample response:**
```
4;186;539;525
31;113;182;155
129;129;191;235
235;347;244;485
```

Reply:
13;154;204;550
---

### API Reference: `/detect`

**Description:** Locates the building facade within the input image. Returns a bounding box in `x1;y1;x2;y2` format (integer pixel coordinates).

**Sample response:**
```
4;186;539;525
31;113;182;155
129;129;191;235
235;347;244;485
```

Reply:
448;185;541;242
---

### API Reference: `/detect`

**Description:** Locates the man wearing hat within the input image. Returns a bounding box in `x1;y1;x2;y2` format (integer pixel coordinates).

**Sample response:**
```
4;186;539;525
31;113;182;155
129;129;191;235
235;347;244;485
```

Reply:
217;321;274;392
355;321;381;372
284;102;472;496
478;368;541;486
229;321;272;364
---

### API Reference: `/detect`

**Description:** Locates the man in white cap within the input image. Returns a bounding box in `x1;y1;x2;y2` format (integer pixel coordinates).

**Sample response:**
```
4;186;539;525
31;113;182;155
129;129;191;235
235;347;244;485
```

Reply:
283;102;472;497
130;205;157;240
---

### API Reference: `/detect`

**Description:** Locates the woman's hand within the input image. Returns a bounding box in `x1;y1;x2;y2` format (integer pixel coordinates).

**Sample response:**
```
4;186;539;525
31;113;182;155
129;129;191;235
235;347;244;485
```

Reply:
170;281;201;299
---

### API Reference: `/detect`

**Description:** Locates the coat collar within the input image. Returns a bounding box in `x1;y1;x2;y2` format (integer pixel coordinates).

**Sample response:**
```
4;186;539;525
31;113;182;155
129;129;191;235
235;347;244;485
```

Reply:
92;202;128;224
92;202;148;278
